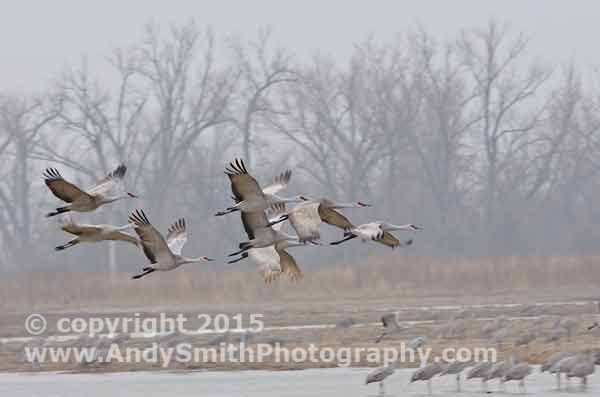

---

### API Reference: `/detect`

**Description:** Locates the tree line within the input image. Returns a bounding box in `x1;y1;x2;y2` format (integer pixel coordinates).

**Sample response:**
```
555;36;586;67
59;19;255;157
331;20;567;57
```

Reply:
2;19;600;273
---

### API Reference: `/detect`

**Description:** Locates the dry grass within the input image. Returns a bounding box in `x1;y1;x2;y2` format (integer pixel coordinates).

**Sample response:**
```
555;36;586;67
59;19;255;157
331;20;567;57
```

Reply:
2;253;600;312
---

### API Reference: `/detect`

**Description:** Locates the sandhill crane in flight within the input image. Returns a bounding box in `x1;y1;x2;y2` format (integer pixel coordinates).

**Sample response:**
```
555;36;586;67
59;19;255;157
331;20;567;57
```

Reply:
54;217;139;251
267;196;370;243
227;203;301;257
215;159;303;216
43;165;137;217
228;204;307;281
129;210;213;279
330;221;420;247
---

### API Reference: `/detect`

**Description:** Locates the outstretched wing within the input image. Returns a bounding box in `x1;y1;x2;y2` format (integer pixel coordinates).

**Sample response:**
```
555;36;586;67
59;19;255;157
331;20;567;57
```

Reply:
43;168;89;203
129;209;173;264
225;159;263;201
319;206;354;231
241;210;270;240
265;202;287;232
59;217;103;235
166;218;187;255
87;164;127;195
288;201;321;241
248;247;282;284
376;231;412;249
278;249;303;281
262;170;292;196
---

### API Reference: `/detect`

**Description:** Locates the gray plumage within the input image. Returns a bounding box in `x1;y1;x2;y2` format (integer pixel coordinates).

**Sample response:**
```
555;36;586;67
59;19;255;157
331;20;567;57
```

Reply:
408;336;426;350
466;361;494;393
366;366;395;384
365;366;395;395
567;354;595;390
541;351;574;372
514;332;536;346
411;362;442;396
549;355;579;391
503;362;532;393
439;361;470;392
466;361;493;379
335;318;356;329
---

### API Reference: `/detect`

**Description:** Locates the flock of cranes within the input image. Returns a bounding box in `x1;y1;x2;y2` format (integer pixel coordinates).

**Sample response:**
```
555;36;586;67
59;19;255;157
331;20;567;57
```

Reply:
43;158;598;394
366;347;597;396
44;158;420;282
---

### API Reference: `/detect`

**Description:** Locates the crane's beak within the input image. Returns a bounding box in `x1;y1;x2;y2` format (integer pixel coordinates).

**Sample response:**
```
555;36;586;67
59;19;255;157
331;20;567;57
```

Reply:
202;256;215;261
127;192;139;198
357;202;371;207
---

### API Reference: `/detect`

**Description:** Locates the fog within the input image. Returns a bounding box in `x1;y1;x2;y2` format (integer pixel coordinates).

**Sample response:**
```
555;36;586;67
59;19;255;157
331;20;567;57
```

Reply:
2;3;600;282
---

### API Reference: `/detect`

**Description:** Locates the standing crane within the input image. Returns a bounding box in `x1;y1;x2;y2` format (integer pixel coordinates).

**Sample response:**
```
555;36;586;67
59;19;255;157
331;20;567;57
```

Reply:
43;164;137;217
410;362;443;396
365;366;395;395
129;210;213;279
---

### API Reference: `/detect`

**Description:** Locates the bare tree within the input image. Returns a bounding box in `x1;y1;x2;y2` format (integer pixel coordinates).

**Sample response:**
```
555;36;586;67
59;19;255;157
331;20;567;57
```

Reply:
229;28;299;168
458;19;551;249
135;21;236;216
0;95;58;268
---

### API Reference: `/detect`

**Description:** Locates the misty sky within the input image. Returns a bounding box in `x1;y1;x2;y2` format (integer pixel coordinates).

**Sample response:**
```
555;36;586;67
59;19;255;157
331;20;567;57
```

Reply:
1;0;598;94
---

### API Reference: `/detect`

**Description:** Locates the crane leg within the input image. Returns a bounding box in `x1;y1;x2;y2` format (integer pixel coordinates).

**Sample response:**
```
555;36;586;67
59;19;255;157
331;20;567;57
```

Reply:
228;246;251;257
46;206;71;217
55;239;78;251
266;215;288;227
215;207;239;216
427;379;432;396
456;374;461;392
378;381;384;395
330;234;357;246
227;252;249;264
131;268;155;279
556;373;561;390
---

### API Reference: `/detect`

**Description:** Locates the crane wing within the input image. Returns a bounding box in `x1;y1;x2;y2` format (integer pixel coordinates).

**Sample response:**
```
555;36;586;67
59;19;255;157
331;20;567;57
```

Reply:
129;209;173;264
288;201;321;241
248;247;282;284
240;210;270;240
262;170;292;196
43;168;91;203
225;159;263;201
166;218;187;255
319;206;354;230
59;217;103;235
87;164;127;196
278;249;303;281
265;203;287;232
375;231;413;248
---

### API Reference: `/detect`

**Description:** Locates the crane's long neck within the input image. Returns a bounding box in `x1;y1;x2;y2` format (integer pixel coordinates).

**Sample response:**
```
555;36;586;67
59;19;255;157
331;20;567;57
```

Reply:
330;202;363;209
102;195;127;204
382;223;416;232
117;223;135;231
180;256;211;265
